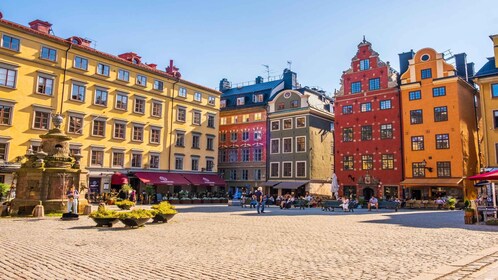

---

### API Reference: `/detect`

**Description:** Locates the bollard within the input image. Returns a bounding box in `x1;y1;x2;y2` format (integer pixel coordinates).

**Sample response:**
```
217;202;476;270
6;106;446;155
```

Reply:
83;204;92;215
32;201;44;217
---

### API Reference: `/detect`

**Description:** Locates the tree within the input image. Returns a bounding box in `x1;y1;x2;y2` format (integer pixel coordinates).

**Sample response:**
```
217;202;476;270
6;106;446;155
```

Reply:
0;183;10;201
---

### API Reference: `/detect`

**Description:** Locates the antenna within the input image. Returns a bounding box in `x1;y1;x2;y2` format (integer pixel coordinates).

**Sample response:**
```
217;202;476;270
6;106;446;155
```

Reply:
262;64;270;81
287;61;292;70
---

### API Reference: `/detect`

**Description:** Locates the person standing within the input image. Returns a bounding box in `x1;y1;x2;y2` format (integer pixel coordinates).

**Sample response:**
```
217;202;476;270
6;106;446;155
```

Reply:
66;186;79;214
255;187;264;214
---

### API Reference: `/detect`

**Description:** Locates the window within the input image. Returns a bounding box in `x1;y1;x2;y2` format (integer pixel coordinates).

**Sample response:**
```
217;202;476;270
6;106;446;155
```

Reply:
291;100;299;108
381;154;394;170
361;125;372;141
91;150;104;166
92;119;106;136
232;116;238;123
351;82;361;93
218;149;226;163
206;159;214;172
242;114;250;122
191;158;199;171
112;95;127;111
254;169;262;180
411;136;424;151
361;155;373;170
229;170;237;180
254;148;262;161
208;96;215;105
71;83;85;101
33;111;50;130
343;127;353;142
271;120;280;131
253;94;263;103
296;161;306;177
192;134;200;149
41;46;56;61
277;103;285;110
131;153;142;168
343;155;354;170
150;127;161;144
95;89;108;106
380;100;391;110
176;132;185;147
207;115;215;128
153;80;164;91
220;100;226;108
97;63;110;76
0;143;7;160
359;59;370;70
149;154;160;169
242;149;250;162
271;139;280;154
434;106;448;122
151;102;162;117
2;35;20;51
492;84;498;98
0;66;16;88
113;122;126;139
436;134;449;149
220;132;226;142
118;69;129;81
270;162;280;178
283;138;292;153
360;102;372;112
69;146;81;157
194;92;202;102
37;75;54;95
230;132;237;142
437;162;451;177
369;78;380;90
134;98;145;114
177;107;186;122
410;109;423;124
175;156;184;170
254;131;262;141
112;152;124;167
296;136;306;152
68;115;83;134
412;162;425;177
132;125;144;142
192;111;201;125
380;124;393;139
206;136;214;150
228;149;237;162
254;113;262;121
236;96;244;105
74;56;88;70
179;87;187;97
283;162;292;177
296;117;306;128
433;86;446;97
136;75;147;86
283;119;292;129
421;68;432;79
409;90;421;100
0;105;12;125
242;131;249;141
342;105;353;114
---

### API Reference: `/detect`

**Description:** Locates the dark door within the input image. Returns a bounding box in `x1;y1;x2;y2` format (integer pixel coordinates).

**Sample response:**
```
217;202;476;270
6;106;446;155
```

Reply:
363;187;374;201
412;190;422;200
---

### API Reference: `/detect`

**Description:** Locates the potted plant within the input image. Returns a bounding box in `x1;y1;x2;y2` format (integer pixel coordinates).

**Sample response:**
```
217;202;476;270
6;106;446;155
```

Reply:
115;199;135;210
89;206;119;227
463;200;475;224
447;198;457;210
118;209;154;228
151;201;178;223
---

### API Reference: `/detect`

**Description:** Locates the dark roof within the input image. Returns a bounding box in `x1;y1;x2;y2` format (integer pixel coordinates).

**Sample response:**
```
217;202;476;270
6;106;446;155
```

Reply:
221;80;283;96
475;57;498;78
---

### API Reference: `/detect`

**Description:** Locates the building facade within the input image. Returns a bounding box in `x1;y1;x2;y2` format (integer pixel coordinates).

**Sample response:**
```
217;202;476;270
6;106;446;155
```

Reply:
474;34;498;170
0;16;222;196
399;48;479;200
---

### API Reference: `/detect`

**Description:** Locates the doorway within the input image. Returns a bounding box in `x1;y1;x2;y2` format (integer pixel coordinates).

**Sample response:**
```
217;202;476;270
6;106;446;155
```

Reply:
363;187;374;201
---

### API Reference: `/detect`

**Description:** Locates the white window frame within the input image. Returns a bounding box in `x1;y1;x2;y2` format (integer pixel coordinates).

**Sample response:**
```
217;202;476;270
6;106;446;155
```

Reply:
254;113;262;121
220;117;227;125
113;121;127;140
282;137;293;154
271;120;280;131
208;96;216;106
40;46;57;62
177;107;186;122
236;97;245;106
179;87;187;98
296;117;306;128
94;88;108;106
112;150;125;168
132;124;144;142
1;34;20;52
194;92;202;102
150;127;161;144
151;101;162;117
133;97;146;114
67;114;84;135
0;63;18;88
0;100;14;126
175;155;184;170
283;118;293;130
91;118;106;137
115;93;128;111
117;69;130;82
282;161;293;178
296;161;307;177
192;110;201;125
0;139;10;161
73;56;88;71
70;82;86;102
131;152;142;168
220;100;226;108
270;162;280;178
136;74;147;86
90;148;104;167
96;63;110;76
153;79;164;91
296;136;306;153
36;73;55;96
32;108;51;130
149;153;160;169
270;138;280;154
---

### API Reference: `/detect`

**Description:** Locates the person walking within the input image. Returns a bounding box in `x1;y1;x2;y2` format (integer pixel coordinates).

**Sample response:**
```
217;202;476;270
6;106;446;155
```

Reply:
255;187;264;214
66;186;79;214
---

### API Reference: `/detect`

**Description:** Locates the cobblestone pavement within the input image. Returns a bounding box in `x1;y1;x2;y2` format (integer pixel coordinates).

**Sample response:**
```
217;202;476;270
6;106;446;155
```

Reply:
1;205;498;280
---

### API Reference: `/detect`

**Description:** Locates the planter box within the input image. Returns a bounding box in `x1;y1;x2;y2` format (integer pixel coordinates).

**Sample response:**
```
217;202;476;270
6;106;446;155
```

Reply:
169;200;180;205
152;213;176;223
119;217;150;228
91;217;119;227
192;200;202;204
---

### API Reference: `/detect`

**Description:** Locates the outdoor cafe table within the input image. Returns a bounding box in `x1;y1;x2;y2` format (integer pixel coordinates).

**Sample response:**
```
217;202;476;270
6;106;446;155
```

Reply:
477;206;498;222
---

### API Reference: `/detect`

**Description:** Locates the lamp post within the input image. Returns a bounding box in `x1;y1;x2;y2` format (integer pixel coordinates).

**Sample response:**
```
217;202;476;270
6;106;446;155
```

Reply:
421;159;433;173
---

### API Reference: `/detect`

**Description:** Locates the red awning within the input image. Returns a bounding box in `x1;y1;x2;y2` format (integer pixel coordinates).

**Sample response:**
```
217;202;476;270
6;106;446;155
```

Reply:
468;170;498;180
134;172;190;186
111;172;129;185
182;174;226;187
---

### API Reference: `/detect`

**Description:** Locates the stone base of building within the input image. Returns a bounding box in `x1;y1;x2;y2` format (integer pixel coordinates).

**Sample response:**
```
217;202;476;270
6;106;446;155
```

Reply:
309;182;332;197
9;198;88;215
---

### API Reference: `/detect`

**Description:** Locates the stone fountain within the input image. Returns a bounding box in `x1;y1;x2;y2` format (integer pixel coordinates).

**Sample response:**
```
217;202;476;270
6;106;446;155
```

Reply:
10;114;88;215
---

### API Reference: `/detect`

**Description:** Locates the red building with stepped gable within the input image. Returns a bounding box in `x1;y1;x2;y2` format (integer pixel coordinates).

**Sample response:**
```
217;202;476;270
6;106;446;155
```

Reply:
334;38;403;201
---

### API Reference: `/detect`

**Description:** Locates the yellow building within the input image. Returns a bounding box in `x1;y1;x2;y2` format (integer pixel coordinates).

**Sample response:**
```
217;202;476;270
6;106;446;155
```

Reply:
399;48;479;201
0;16;221;196
474;35;498;169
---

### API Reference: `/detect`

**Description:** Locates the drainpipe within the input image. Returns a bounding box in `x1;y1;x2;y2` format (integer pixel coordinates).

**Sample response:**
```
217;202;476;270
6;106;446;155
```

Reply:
167;79;180;171
60;42;73;113
473;88;482;171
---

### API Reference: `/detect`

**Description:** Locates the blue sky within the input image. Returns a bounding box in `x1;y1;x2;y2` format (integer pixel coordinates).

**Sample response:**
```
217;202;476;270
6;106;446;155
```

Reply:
1;0;497;93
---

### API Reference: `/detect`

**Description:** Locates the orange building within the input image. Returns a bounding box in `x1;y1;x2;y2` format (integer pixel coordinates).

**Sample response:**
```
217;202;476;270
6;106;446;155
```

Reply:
399;48;479;201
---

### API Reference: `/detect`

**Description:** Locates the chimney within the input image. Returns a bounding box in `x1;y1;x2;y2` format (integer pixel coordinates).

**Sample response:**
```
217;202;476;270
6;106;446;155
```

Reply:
454;53;469;81
490;35;498;68
146;63;157;69
28;19;52;34
0;12;3;19
283;69;297;90
398;50;414;76
219;78;231;92
255;76;264;84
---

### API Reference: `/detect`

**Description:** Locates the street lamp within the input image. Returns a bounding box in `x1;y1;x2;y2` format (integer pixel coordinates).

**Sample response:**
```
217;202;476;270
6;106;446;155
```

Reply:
421;159;433;173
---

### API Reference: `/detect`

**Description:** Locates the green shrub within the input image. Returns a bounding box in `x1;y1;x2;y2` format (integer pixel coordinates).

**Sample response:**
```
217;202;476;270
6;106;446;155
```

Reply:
115;199;135;210
89;208;118;218
118;209;154;219
485;219;498;226
151;201;177;215
0;183;10;200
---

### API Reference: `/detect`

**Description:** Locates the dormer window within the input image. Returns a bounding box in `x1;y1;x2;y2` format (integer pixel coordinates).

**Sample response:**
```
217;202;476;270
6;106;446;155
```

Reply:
253;94;263;103
237;97;245;106
71;38;80;44
133;58;140;64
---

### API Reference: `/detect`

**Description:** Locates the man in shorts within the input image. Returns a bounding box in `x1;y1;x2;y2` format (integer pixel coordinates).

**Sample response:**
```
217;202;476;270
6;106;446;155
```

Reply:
368;196;378;211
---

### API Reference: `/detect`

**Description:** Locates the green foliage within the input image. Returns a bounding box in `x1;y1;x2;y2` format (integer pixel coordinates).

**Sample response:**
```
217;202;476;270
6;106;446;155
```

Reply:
0;183;10;199
89;208;118;218
115;199;135;209
151;201;177;215
120;184;133;194
447;198;457;206
485;219;498;226
118;209;154;219
464;200;471;209
145;185;155;196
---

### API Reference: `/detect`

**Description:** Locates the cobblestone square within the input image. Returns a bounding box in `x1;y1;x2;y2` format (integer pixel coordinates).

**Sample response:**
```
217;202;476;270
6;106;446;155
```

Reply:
1;206;498;280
